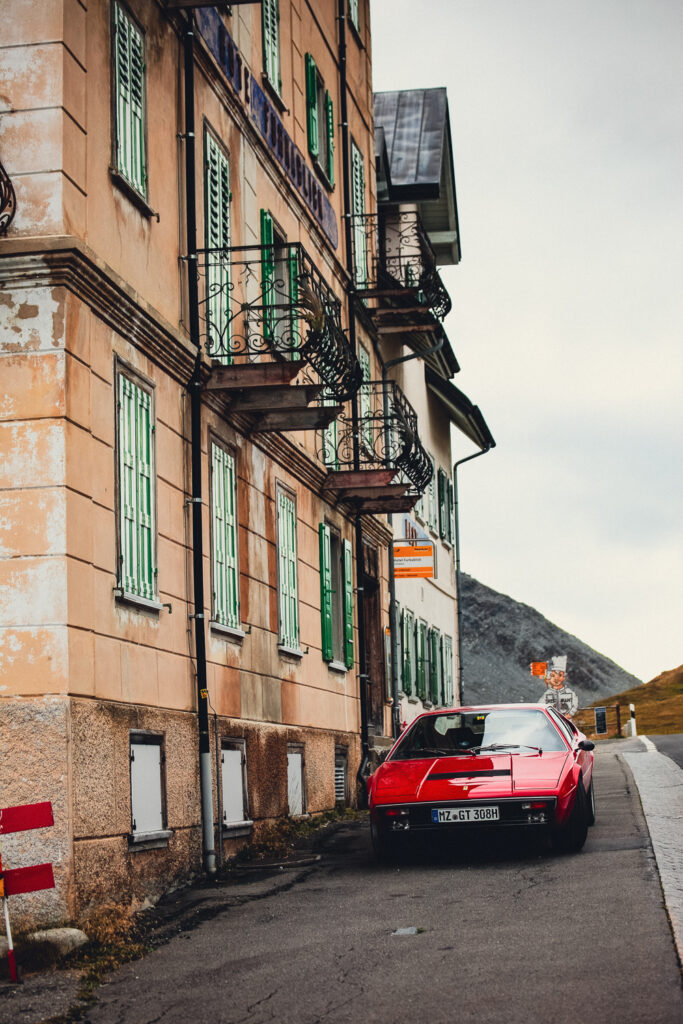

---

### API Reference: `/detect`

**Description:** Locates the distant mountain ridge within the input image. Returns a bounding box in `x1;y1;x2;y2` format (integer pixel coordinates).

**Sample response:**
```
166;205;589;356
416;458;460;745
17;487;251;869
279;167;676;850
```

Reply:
460;574;642;706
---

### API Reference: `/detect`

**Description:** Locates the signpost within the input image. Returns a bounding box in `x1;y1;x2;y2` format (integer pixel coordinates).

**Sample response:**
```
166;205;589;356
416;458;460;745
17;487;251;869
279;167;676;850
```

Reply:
392;539;437;580
0;801;55;982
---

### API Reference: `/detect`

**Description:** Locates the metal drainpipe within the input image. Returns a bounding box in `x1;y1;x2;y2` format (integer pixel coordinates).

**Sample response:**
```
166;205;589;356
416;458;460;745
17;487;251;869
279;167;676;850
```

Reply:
453;444;493;706
183;13;216;875
337;0;370;785
382;338;444;737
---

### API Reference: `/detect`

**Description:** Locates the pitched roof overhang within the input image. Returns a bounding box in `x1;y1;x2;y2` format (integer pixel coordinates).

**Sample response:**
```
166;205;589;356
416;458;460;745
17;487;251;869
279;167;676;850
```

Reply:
374;88;461;265
424;366;495;450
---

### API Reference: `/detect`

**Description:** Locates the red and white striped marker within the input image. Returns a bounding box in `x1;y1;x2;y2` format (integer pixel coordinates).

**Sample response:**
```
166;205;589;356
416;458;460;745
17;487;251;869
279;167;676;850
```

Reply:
0;802;55;983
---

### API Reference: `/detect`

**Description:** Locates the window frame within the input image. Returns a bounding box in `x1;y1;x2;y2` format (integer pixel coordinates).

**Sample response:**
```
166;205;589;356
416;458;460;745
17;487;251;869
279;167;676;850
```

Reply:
110;1;152;214
220;737;253;836
114;360;160;611
209;437;242;638
348;0;362;39
129;731;171;845
276;485;301;655
305;53;335;190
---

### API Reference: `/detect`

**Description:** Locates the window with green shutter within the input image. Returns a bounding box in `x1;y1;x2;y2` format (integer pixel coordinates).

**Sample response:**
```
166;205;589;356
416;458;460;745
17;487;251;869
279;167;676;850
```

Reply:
117;373;156;600
262;0;281;95
351;142;367;287
442;635;454;705
319;525;354;669
211;442;240;630
427;455;438;533
349;0;360;34
358;344;372;448
113;2;147;197
260;210;299;356
205;129;231;362
277;489;299;650
305;55;335;188
402;608;416;697
438;468;448;540
416;619;427;700
428;627;441;704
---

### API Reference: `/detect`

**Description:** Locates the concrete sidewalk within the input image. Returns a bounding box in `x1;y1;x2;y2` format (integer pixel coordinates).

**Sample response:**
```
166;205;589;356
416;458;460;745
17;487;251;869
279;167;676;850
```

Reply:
623;736;683;964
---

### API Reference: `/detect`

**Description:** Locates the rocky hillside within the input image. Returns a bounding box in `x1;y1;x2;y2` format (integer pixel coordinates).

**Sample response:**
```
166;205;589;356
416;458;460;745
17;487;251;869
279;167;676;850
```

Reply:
460;574;642;706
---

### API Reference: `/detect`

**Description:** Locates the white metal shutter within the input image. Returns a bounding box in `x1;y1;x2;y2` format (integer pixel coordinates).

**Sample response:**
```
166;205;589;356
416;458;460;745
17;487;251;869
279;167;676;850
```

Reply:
221;746;246;824
287;750;304;815
130;741;163;834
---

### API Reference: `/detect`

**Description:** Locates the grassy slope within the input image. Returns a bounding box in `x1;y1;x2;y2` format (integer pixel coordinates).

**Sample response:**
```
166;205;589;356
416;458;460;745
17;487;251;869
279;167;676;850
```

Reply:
582;664;683;735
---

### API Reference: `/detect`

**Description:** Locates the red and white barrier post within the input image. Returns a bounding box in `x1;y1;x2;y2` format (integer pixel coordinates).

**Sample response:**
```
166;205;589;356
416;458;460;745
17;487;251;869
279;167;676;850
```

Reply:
0;802;55;983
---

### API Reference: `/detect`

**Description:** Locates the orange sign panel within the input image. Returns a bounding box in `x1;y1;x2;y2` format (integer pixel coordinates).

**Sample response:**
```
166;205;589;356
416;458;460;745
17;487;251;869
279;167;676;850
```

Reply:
530;661;548;677
393;543;434;579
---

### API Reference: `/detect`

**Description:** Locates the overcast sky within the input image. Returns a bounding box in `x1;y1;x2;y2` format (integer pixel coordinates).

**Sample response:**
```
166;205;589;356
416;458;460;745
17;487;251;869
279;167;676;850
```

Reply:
370;0;683;683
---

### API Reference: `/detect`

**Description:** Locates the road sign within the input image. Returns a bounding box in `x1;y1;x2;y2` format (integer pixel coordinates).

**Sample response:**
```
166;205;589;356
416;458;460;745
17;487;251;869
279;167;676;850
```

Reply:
0;801;54;835
393;540;436;579
2;863;55;898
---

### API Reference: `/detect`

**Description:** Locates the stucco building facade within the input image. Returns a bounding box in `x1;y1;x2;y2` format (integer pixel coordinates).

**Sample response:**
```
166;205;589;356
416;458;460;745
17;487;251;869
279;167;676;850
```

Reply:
0;0;491;928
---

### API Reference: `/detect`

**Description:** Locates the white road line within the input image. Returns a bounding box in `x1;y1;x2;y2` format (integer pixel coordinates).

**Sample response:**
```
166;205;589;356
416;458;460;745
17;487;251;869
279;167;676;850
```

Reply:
624;747;683;964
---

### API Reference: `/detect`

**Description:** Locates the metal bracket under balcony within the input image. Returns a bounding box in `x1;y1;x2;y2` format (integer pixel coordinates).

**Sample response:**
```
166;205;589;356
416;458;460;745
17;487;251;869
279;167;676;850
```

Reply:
350;209;452;321
318;380;432;513
197;242;362;423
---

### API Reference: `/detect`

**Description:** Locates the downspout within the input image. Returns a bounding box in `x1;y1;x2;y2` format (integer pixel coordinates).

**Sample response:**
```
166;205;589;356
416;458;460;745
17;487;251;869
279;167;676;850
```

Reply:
337;0;369;786
453;443;493;705
382;337;444;737
183;13;216;874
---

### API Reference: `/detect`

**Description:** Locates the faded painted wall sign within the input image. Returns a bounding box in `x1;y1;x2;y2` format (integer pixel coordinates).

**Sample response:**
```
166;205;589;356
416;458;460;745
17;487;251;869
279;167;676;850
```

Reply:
196;9;338;249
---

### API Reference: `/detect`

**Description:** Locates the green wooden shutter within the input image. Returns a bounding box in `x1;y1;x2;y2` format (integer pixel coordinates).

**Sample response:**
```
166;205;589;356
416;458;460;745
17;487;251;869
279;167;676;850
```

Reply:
351;142;366;286
211;444;239;629
262;0;281;91
114;3;146;195
205;131;231;362
277;491;298;648
416;620;427;700
429;628;441;703
305;54;319;159
288;246;301;356
427;456;437;532
118;374;156;599
343;539;354;668
260;209;275;344
358;345;371;447
443;635;453;705
325;90;335;187
402;609;414;697
438;468;447;539
319;523;333;661
447;479;454;544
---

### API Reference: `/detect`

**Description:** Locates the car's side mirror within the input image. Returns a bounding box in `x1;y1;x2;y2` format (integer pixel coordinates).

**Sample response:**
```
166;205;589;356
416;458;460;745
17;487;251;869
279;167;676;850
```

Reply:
578;739;595;751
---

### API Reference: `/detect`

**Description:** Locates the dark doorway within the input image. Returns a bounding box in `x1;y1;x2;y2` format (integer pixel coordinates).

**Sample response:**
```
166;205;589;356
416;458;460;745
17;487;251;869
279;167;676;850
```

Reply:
362;542;386;735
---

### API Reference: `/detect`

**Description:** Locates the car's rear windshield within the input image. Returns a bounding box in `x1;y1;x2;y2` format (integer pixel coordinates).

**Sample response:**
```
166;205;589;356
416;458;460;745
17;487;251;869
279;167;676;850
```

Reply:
390;709;568;760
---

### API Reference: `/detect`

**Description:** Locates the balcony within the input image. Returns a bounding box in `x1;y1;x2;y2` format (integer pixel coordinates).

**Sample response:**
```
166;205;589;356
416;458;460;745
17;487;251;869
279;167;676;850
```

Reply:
350;209;452;330
197;243;362;432
320;380;432;514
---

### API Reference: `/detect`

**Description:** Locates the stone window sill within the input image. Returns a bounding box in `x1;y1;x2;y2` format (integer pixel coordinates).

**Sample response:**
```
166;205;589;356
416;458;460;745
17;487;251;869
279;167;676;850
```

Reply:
327;660;348;675
278;644;304;660
114;589;165;614
222;820;254;838
128;829;173;851
109;167;159;220
210;621;245;643
261;74;288;114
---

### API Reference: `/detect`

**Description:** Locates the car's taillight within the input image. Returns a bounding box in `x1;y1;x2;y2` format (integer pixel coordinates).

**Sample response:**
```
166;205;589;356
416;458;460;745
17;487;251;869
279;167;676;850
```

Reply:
383;808;410;830
522;801;548;810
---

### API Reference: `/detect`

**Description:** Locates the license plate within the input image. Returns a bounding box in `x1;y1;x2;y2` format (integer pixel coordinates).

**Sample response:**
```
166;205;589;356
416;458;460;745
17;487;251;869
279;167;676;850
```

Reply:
431;806;500;824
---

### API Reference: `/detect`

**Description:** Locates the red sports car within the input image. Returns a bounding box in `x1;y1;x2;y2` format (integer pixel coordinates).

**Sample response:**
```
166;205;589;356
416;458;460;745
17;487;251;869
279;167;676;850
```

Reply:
368;704;595;859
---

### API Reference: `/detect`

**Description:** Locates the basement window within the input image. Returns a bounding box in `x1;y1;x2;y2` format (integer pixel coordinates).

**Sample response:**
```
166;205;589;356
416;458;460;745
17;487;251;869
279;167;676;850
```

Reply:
129;733;172;846
221;739;253;837
334;748;348;806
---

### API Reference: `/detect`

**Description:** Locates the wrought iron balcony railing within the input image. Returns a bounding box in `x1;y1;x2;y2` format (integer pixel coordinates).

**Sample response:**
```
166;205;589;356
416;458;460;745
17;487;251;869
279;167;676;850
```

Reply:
319;379;433;495
350;209;451;320
197;243;362;403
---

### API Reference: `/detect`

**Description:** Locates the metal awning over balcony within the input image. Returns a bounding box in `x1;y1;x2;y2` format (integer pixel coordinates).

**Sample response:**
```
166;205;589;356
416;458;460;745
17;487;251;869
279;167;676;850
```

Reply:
320;380;432;514
350;209;452;322
197;242;362;431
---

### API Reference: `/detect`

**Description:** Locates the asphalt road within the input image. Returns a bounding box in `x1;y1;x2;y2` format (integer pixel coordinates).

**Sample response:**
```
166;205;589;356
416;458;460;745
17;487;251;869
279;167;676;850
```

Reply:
647;733;683;770
74;744;681;1024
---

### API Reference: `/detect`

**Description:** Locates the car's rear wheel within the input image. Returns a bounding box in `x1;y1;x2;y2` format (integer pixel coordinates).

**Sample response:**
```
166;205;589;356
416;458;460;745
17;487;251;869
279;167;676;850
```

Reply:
586;776;596;826
370;816;395;863
552;777;589;853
